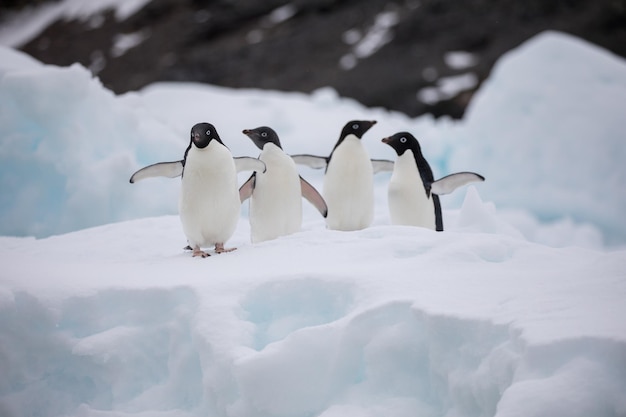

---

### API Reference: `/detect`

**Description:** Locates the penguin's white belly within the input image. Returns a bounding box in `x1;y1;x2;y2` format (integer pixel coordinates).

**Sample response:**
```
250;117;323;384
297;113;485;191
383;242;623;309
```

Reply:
388;152;436;229
249;147;302;243
179;143;240;248
323;136;374;231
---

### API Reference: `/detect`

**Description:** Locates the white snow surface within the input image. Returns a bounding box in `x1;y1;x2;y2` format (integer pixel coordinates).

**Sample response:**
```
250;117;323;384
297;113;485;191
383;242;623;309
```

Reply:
1;31;626;417
444;51;478;70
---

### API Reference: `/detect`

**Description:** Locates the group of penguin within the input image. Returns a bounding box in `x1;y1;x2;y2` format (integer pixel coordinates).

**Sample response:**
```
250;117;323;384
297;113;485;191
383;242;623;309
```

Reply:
130;120;484;257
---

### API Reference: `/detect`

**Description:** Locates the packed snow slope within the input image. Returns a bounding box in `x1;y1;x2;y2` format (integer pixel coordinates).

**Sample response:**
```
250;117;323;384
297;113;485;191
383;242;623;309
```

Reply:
1;31;626;417
1;210;625;417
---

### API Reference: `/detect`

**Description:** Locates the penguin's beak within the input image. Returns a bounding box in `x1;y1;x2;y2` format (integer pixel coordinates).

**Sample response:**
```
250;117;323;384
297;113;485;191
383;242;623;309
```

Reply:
381;137;390;144
363;120;377;133
242;129;250;135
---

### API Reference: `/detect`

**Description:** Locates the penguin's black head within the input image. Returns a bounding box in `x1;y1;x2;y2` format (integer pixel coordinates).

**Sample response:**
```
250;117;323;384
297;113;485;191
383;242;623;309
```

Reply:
242;126;282;150
381;132;421;156
341;120;377;140
190;122;222;149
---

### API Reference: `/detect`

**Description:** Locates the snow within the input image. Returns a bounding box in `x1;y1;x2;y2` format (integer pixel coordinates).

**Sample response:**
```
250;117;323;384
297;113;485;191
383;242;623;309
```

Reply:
417;72;479;105
448;31;626;245
339;10;400;70
266;4;298;26
1;30;626;417
245;4;298;45
444;51;479;70
111;30;151;58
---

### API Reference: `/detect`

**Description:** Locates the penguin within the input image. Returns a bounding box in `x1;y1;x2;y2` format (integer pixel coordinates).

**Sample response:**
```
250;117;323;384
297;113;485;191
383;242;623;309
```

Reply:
381;132;485;231
291;120;391;231
129;122;266;257
239;126;327;243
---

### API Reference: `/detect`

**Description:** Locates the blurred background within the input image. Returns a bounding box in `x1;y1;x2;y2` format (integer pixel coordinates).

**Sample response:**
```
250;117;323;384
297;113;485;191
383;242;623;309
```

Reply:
1;0;625;119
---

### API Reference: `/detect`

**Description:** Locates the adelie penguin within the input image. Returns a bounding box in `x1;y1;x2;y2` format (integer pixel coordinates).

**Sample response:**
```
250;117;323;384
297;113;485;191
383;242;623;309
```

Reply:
381;132;485;231
291;120;391;231
129;122;266;257
239;126;328;243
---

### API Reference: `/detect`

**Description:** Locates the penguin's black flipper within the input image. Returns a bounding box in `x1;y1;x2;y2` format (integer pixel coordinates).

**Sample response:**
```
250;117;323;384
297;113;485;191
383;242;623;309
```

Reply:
239;173;256;203
290;154;329;169
371;159;394;174
129;161;184;183
234;157;266;173
430;172;485;195
299;176;328;218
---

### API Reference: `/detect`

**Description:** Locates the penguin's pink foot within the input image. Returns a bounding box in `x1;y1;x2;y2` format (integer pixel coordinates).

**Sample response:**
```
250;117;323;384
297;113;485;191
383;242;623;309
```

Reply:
192;246;211;258
215;243;236;254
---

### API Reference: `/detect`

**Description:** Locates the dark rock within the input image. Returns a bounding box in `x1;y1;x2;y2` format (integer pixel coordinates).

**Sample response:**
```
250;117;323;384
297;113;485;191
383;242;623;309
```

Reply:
4;0;626;118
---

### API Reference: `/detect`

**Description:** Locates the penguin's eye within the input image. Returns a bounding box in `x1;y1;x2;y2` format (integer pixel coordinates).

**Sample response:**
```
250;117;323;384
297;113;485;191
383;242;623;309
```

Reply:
352;123;359;130
400;137;407;143
261;132;268;137
206;130;211;136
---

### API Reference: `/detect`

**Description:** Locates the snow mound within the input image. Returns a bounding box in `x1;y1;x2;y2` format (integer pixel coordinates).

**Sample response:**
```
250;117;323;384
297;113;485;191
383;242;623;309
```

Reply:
449;31;626;245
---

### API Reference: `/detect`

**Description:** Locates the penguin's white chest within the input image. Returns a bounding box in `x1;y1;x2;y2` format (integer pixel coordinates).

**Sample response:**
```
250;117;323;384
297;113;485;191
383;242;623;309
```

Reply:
249;144;302;243
388;151;436;229
323;135;374;231
179;142;240;247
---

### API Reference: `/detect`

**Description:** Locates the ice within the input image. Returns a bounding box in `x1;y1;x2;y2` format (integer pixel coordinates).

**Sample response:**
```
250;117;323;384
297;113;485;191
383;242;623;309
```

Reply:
448;31;626;245
1;29;626;417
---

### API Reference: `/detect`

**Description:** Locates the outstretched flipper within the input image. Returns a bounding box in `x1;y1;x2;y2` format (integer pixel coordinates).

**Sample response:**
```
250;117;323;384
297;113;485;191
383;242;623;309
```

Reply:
299;176;328;217
371;159;394;174
129;160;184;183
291;154;329;169
130;157;264;184
430;172;485;196
234;157;266;174
239;173;256;203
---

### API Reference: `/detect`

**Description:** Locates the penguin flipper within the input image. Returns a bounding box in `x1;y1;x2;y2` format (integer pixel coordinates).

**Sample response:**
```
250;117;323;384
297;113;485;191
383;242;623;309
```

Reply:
371;159;394;174
239;173;256;203
234;157;267;173
299;176;328;218
290;154;329;169
430;172;485;195
129;160;184;183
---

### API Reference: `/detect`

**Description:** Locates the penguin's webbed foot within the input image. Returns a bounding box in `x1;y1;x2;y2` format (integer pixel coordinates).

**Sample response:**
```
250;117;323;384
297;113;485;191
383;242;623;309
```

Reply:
192;246;211;258
215;243;236;254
